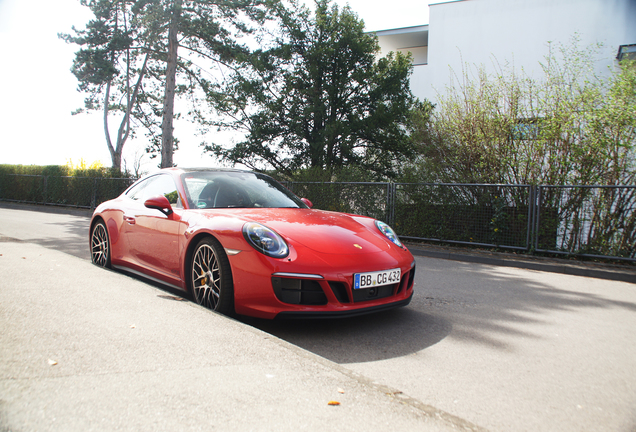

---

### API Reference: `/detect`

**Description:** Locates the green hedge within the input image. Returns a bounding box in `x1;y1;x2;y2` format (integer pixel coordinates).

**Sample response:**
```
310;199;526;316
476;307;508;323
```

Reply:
0;165;135;208
0;164;130;179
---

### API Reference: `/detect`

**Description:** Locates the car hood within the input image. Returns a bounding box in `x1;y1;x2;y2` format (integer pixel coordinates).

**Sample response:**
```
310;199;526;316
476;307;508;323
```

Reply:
202;208;392;255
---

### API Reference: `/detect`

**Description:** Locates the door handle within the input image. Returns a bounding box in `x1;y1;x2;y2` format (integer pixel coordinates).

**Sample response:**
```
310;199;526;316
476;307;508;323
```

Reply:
123;215;136;225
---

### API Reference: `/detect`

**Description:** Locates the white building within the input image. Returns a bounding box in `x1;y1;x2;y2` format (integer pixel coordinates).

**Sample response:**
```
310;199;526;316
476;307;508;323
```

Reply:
374;0;636;102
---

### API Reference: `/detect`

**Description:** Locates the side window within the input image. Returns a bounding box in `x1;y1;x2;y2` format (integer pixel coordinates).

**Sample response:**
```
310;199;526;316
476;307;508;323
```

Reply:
126;178;150;201
127;175;181;207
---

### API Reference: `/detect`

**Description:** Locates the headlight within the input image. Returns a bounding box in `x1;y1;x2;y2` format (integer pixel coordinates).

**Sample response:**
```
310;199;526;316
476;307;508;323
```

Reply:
375;220;403;248
243;222;289;258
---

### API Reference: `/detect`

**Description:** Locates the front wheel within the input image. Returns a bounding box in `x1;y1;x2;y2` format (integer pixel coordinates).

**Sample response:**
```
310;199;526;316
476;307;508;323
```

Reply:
91;220;111;268
190;237;234;315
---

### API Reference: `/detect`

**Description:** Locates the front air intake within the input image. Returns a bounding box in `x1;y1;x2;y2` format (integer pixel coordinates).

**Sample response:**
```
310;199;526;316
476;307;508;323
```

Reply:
271;277;328;305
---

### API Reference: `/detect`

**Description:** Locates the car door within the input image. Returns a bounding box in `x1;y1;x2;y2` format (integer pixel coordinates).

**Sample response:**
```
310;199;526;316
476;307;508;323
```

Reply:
122;174;186;283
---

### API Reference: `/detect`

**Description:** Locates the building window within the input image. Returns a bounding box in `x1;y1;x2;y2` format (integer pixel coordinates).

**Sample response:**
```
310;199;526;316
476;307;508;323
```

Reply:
511;118;540;141
616;44;636;61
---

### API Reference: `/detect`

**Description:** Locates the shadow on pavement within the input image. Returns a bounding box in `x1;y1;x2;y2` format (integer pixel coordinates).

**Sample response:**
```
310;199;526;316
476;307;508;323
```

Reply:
243;258;636;364
407;259;636;351
39;218;91;260
240;307;452;364
0;202;91;260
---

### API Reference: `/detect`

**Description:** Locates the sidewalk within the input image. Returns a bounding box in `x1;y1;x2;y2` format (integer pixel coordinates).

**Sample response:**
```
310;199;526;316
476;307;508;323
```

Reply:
0;241;479;432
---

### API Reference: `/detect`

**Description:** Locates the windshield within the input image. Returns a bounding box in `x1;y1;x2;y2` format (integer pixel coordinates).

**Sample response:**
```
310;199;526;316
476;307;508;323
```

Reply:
181;171;307;209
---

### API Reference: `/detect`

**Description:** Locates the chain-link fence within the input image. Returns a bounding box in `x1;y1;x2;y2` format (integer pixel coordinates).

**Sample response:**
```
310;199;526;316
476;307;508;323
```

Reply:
534;186;636;260
1;174;634;261
394;183;532;250
284;181;634;261
285;182;392;223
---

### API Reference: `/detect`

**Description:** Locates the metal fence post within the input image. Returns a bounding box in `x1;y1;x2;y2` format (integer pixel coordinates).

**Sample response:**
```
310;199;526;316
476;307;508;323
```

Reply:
386;183;396;226
42;176;48;205
91;178;99;210
534;186;542;251
527;185;536;251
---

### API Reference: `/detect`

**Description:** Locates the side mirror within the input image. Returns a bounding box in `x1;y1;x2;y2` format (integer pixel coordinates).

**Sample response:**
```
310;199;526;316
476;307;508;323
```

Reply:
144;196;174;216
301;198;313;209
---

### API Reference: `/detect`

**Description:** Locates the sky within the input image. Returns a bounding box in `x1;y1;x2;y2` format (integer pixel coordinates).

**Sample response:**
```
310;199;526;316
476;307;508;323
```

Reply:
0;0;436;174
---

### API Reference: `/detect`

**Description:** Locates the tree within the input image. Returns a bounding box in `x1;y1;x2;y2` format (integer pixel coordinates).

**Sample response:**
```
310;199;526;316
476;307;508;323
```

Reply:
60;0;149;172
206;0;417;179
62;0;273;170
141;0;272;168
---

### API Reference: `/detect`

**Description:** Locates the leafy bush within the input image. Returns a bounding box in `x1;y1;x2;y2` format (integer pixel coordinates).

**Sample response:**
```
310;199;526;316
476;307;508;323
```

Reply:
0;164;134;207
410;39;636;187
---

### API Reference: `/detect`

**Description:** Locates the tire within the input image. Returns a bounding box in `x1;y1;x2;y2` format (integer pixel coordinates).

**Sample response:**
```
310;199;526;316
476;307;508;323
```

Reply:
190;237;234;315
91;220;111;268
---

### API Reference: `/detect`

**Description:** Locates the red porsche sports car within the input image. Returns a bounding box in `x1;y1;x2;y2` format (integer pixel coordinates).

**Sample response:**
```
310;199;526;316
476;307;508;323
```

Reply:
90;168;415;319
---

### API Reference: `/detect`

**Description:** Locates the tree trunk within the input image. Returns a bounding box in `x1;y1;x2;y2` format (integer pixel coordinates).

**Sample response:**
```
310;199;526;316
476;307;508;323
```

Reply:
102;80;121;171
114;53;149;174
160;0;182;169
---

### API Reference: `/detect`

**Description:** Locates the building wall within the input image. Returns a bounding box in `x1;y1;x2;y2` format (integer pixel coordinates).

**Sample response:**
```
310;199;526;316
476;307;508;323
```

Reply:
401;0;636;102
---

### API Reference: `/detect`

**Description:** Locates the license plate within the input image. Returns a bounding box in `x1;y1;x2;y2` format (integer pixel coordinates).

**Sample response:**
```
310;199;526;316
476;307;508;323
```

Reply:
354;268;401;289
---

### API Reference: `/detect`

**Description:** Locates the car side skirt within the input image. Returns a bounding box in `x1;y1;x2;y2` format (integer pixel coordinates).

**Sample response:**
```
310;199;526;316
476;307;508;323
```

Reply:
113;264;186;293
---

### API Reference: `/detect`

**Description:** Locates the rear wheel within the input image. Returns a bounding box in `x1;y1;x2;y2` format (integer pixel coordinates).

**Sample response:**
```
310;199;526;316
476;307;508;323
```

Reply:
91;221;111;268
191;237;234;315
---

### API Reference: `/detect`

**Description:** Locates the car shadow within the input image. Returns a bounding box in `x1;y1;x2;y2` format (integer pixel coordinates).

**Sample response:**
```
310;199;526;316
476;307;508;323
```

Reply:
239;307;452;364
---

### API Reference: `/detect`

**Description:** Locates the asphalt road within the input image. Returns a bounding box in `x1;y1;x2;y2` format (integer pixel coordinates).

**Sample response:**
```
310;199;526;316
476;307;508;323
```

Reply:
1;203;635;431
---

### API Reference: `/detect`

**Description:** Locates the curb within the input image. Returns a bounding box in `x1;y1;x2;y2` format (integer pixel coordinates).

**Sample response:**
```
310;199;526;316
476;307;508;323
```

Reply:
408;246;636;284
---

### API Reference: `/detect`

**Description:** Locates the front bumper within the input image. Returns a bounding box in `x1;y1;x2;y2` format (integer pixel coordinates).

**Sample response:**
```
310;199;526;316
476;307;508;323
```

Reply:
274;291;413;319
